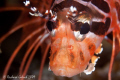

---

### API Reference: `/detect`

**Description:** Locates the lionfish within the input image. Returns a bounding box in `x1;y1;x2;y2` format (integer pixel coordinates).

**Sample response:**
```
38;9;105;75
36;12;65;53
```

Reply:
0;0;120;80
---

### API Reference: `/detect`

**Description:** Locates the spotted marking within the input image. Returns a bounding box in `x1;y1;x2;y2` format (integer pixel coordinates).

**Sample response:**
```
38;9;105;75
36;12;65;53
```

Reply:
70;53;74;62
80;51;84;61
88;43;96;55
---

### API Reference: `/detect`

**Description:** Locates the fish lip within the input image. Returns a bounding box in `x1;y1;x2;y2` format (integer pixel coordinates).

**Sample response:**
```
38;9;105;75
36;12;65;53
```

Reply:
58;68;67;76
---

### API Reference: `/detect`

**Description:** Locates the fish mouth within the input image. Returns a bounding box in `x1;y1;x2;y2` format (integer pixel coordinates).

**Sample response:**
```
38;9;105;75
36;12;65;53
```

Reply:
57;68;67;77
52;66;75;77
50;64;87;77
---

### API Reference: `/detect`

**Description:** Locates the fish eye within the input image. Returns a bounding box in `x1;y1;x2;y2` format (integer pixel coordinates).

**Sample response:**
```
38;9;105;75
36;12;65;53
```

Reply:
46;21;55;31
46;21;58;37
80;23;90;34
73;22;90;41
71;22;90;34
46;19;59;31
